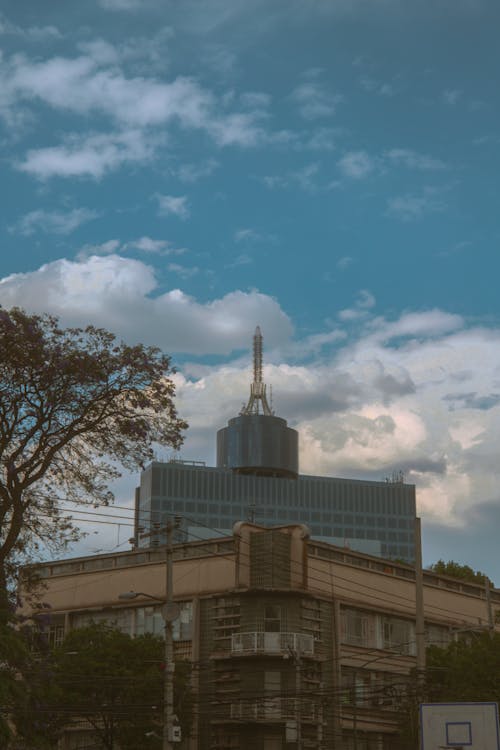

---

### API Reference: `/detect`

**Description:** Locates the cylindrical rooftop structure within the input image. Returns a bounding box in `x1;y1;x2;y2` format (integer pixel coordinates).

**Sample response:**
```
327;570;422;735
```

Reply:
217;414;298;479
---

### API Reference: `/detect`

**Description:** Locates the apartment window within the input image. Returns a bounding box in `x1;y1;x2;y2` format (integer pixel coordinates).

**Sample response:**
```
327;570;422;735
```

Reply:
135;605;164;637
47;622;65;648
172;602;193;641
342;609;374;647
72;609;131;635
426;623;452;648
264;605;281;632
381;616;415;655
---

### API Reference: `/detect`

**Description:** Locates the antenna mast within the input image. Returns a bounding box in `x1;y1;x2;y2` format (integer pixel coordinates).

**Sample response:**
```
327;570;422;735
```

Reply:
241;326;273;416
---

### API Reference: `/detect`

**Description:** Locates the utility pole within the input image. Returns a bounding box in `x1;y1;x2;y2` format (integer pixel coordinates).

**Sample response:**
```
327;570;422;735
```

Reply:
163;519;174;750
163;518;182;750
118;519;180;750
414;517;426;696
287;640;303;750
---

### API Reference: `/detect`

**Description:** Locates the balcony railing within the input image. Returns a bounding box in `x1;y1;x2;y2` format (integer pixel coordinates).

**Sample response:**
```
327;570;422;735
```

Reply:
230;698;318;721
231;632;314;656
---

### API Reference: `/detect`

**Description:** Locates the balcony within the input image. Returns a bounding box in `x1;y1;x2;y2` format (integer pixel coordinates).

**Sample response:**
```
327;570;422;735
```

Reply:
231;632;314;656
229;698;318;722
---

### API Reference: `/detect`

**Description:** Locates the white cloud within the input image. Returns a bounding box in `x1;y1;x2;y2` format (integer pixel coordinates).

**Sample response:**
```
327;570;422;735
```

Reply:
336;148;445;182
167;263;200;278
0;14;61;40
386;189;446;221
360;77;395;96
11;208;98;236
443;88;462;105
130;236;184;254
385;148;446;170
76;239;121;260
304;127;339;151
76;237;186;261
226;254;253;268
337;256;354;270
18;130;155;180
291;80;341;120
338;150;375;179
233;227;276;245
176;158;219;183
234;228;258;242
155;194;190;219
0;255;293;355
2;49;270;177
263;163;320;192
98;0;144;9
339;289;376;321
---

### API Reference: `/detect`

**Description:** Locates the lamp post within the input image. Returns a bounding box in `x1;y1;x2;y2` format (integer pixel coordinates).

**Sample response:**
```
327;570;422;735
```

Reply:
119;521;179;750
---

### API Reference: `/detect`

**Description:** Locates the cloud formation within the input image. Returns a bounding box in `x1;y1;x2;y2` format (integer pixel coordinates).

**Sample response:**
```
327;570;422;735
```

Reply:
2;46;271;179
11;207;98;235
155;194;190;219
0;254;293;355
1;254;500;533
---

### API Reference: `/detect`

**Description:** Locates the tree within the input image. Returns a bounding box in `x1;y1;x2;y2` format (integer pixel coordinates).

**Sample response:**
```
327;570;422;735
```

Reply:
0;307;187;602
396;633;500;750
0;621;30;746
14;623;193;750
429;559;493;587
426;632;500;704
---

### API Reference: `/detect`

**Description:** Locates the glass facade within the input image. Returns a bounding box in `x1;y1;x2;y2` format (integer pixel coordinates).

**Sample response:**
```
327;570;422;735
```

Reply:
136;462;416;562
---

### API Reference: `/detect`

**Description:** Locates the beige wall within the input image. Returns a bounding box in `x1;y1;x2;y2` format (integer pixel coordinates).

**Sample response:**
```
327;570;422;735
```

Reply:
20;554;236;616
20;525;497;635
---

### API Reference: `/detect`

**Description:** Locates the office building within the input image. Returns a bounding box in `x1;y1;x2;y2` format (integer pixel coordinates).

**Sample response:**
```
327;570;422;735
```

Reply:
135;328;416;561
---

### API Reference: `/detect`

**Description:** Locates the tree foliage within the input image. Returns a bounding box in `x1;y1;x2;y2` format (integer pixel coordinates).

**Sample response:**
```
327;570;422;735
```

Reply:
426;632;500;704
14;623;193;750
0;621;30;745
0;308;187;598
429;559;493;586
397;634;500;750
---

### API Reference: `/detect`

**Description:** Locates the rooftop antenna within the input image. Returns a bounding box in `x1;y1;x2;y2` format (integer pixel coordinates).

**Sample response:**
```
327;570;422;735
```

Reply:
241;326;273;416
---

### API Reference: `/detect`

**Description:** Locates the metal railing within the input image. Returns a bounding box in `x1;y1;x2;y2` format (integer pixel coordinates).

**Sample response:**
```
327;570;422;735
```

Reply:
230;698;318;721
231;631;314;656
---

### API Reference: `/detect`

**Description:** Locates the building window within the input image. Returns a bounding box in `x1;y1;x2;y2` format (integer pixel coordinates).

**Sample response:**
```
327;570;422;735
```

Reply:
341;609;375;647
426;623;452;648
134;602;193;641
381;616;415;655
172;602;193;641
135;605;164;637
264;605;281;632
72;609;132;635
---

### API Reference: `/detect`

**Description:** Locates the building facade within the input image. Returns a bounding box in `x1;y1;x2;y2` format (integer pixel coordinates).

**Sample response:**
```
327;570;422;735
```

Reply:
135;461;417;562
22;522;500;750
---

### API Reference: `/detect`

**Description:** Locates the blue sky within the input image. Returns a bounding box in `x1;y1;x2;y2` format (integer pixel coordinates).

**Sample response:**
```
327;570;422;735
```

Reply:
2;0;500;578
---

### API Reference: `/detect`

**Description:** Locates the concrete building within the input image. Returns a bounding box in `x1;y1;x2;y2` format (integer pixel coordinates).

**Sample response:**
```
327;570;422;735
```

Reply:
135;328;416;562
22;522;500;750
